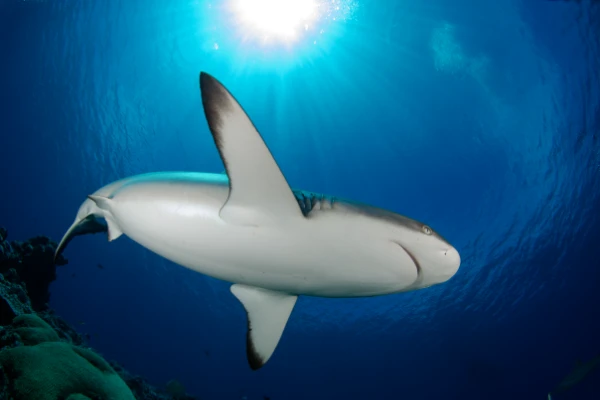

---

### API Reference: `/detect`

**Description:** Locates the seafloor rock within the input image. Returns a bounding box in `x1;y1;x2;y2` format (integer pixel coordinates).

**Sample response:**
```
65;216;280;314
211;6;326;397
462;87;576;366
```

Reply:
0;227;198;400
0;227;68;311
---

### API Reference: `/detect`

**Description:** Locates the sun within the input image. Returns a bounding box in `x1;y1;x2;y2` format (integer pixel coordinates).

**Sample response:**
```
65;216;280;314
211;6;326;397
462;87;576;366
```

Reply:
231;0;320;42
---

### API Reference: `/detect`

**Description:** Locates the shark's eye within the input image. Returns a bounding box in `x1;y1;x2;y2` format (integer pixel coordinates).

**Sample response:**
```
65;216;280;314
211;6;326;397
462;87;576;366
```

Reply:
422;225;432;235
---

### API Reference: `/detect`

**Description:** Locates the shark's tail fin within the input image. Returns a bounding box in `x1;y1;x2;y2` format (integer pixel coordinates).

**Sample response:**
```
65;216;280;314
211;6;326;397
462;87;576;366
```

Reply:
55;214;107;263
55;194;126;262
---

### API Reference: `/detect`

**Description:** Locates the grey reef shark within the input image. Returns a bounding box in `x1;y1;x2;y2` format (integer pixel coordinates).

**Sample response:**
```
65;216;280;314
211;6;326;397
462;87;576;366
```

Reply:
55;72;461;370
548;354;600;399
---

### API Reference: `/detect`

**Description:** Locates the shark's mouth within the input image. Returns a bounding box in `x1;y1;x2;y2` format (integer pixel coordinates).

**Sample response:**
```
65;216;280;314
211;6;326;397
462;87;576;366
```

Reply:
395;242;423;289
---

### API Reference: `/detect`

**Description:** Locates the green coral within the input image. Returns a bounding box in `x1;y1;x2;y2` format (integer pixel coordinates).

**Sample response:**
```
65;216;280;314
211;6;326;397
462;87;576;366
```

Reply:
11;314;60;345
0;314;134;400
66;395;92;400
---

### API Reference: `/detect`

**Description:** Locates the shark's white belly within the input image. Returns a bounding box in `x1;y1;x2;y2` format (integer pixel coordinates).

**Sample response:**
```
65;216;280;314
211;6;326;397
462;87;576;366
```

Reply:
106;180;417;298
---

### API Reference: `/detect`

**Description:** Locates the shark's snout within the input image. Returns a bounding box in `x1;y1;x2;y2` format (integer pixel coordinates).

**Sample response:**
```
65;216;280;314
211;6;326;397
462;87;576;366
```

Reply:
444;246;461;275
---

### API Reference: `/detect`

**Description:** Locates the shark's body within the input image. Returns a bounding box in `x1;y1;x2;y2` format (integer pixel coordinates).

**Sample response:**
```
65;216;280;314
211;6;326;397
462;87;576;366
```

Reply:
56;72;461;369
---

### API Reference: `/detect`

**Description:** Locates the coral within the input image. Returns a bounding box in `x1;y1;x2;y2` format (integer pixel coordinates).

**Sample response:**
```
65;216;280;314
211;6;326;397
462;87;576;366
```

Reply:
0;227;12;262
0;342;135;400
10;314;60;345
0;271;33;326
0;227;68;311
66;395;93;400
0;313;135;400
37;309;86;346
110;362;195;400
0;227;197;400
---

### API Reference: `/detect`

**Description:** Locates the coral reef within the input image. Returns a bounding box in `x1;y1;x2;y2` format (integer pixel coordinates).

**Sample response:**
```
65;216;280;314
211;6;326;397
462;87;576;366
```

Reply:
0;314;135;400
0;227;197;400
111;365;196;400
0;227;67;311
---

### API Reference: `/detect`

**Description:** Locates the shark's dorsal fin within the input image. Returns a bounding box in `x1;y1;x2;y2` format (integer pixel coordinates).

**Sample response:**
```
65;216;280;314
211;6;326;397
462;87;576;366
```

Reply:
199;72;304;226
230;284;297;370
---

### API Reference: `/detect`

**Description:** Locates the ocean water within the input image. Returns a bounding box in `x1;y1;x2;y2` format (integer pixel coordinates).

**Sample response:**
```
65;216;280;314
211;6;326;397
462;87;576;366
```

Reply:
1;0;599;399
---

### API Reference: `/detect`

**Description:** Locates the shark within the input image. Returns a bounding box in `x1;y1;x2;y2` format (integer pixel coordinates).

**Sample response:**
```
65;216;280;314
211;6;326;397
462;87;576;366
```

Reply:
548;354;600;399
55;72;461;370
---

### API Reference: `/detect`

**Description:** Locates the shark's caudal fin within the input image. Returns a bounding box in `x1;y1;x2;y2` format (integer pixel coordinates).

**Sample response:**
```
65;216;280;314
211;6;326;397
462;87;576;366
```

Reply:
54;195;125;263
199;72;304;226
54;215;107;263
230;284;297;370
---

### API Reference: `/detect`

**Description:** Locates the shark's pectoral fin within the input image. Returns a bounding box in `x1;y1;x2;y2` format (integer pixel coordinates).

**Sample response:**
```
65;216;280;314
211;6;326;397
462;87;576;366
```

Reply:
230;284;298;370
87;195;123;241
55;215;107;263
199;72;304;226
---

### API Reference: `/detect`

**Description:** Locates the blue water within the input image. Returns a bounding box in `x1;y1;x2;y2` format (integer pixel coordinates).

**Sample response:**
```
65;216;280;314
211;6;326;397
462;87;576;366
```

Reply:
1;0;599;399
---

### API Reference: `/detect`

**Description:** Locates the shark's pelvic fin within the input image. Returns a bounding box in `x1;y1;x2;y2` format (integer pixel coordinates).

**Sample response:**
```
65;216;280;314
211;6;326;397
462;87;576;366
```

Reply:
87;195;123;241
230;283;298;370
199;72;304;226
